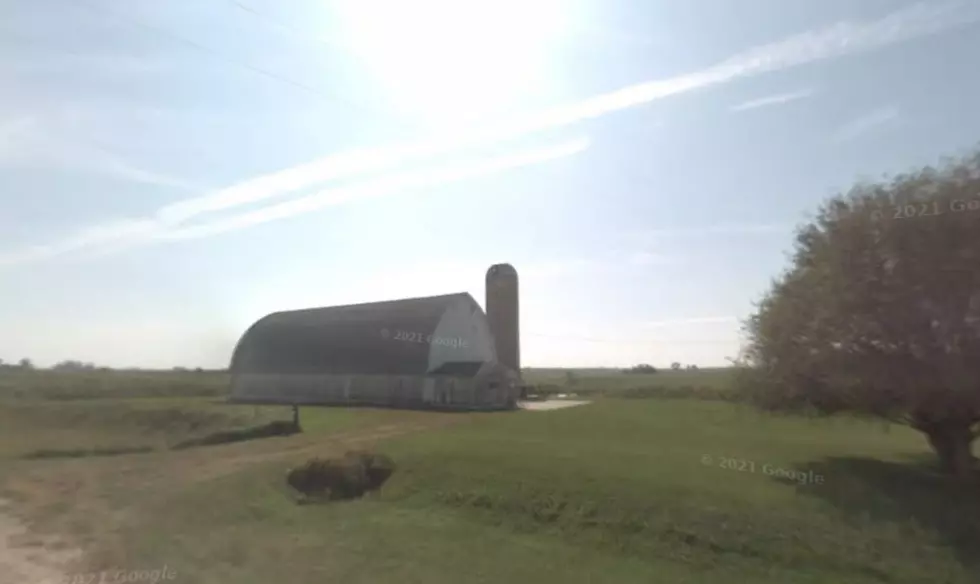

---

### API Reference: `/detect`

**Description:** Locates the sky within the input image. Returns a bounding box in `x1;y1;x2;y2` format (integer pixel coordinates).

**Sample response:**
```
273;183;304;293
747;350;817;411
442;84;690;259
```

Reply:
2;0;980;369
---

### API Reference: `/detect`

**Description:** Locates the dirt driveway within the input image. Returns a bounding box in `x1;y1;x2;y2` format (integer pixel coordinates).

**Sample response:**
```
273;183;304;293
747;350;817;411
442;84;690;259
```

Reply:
0;413;470;581
0;497;81;584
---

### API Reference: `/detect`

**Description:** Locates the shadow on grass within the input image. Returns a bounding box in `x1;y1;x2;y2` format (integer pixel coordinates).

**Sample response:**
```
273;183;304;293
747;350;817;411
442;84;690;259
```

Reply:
777;455;980;572
18;421;302;458
608;385;738;402
22;446;155;459
171;420;301;450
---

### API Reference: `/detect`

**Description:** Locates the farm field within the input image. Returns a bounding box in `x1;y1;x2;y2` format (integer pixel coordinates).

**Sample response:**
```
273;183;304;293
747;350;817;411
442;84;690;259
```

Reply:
0;369;977;584
523;366;734;391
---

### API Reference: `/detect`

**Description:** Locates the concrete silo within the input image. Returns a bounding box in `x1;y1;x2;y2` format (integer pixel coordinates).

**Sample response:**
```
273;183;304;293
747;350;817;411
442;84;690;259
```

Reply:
228;293;519;411
485;264;520;374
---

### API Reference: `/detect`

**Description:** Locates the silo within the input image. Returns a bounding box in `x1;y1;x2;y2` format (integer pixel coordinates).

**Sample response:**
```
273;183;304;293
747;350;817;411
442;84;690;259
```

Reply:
485;264;520;373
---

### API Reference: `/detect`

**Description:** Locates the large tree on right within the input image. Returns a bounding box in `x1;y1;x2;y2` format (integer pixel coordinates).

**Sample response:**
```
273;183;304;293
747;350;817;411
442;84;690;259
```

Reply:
735;149;980;480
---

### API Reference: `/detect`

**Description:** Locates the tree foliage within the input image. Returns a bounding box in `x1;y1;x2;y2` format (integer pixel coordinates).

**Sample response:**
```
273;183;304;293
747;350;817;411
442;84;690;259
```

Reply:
52;360;98;371
623;363;658;374
735;149;980;479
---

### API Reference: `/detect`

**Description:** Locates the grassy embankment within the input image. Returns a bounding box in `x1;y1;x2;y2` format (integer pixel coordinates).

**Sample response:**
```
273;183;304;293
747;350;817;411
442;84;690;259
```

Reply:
0;368;976;584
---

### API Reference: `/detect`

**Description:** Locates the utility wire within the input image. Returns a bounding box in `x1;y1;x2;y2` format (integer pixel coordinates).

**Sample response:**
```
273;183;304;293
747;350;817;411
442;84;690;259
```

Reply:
74;0;410;126
227;0;346;51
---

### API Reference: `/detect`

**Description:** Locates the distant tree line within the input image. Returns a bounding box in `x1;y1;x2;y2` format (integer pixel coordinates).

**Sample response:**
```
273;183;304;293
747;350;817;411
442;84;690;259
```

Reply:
0;358;34;370
622;363;658;374
0;358;105;371
0;358;211;373
621;363;700;374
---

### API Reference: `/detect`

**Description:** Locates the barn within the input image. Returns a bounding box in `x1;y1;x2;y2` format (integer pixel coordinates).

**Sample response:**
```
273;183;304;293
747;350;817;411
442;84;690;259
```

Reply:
229;291;520;411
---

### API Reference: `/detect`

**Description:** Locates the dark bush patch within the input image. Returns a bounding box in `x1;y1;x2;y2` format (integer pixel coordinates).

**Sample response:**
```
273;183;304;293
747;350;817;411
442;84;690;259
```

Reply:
171;419;299;450
285;450;396;502
22;446;154;459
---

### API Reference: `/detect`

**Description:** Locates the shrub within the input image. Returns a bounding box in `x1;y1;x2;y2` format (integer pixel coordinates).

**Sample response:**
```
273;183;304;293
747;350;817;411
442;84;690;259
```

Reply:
348;450;396;491
171;419;300;450
286;450;396;502
22;446;154;459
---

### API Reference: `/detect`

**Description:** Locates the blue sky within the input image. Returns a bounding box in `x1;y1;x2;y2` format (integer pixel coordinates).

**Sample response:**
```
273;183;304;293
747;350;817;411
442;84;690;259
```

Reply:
2;0;980;369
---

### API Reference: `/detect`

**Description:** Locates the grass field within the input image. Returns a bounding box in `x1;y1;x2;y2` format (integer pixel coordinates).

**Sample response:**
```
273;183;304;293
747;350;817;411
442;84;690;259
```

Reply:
1;368;978;584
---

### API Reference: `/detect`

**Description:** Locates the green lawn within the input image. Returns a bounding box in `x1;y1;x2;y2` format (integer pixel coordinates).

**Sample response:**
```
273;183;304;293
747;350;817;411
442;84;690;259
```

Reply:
1;369;977;584
77;400;979;584
523;367;736;396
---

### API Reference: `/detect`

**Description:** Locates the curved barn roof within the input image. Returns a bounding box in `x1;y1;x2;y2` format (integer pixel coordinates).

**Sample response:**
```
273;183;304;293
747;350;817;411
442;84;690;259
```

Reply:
231;293;499;377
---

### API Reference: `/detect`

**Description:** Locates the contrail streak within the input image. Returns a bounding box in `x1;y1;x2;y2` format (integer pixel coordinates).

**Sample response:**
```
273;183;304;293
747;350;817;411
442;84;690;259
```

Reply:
159;137;590;240
2;1;976;266
155;1;980;225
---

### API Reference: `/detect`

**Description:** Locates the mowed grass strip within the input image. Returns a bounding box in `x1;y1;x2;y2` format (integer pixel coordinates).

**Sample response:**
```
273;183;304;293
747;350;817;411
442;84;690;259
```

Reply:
0;370;230;400
87;399;978;584
0;402;473;569
0;398;298;457
523;367;737;399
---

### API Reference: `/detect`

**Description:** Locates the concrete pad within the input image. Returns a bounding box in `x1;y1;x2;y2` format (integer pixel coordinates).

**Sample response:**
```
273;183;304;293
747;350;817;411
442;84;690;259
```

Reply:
519;400;591;411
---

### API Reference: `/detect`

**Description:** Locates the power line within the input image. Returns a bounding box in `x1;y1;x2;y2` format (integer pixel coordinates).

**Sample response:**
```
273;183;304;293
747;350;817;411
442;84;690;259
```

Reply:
228;0;345;50
74;0;410;126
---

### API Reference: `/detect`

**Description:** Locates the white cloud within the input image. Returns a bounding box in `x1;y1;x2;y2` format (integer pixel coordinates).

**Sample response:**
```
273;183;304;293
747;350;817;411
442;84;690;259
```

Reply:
520;258;603;279
98;1;980;227
2;0;974;265
0;114;205;192
0;219;164;266
520;252;683;278
579;24;661;47
626;251;680;266
833;105;901;141
157;137;590;240
0;137;589;266
628;224;795;243
0;116;34;141
640;316;740;328
1;54;170;75
730;89;813;112
0;116;35;159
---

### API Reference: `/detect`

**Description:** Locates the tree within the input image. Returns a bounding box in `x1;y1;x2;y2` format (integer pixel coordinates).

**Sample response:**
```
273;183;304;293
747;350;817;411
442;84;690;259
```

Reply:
670;362;681;371
735;149;980;480
52;360;96;371
622;364;658;374
17;358;33;370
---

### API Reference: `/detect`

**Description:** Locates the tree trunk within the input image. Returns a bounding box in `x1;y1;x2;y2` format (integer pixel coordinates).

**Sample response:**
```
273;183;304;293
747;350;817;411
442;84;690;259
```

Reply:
922;420;975;480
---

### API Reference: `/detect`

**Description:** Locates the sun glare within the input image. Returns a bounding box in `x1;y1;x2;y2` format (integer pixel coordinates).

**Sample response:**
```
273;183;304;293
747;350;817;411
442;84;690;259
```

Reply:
332;0;572;125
